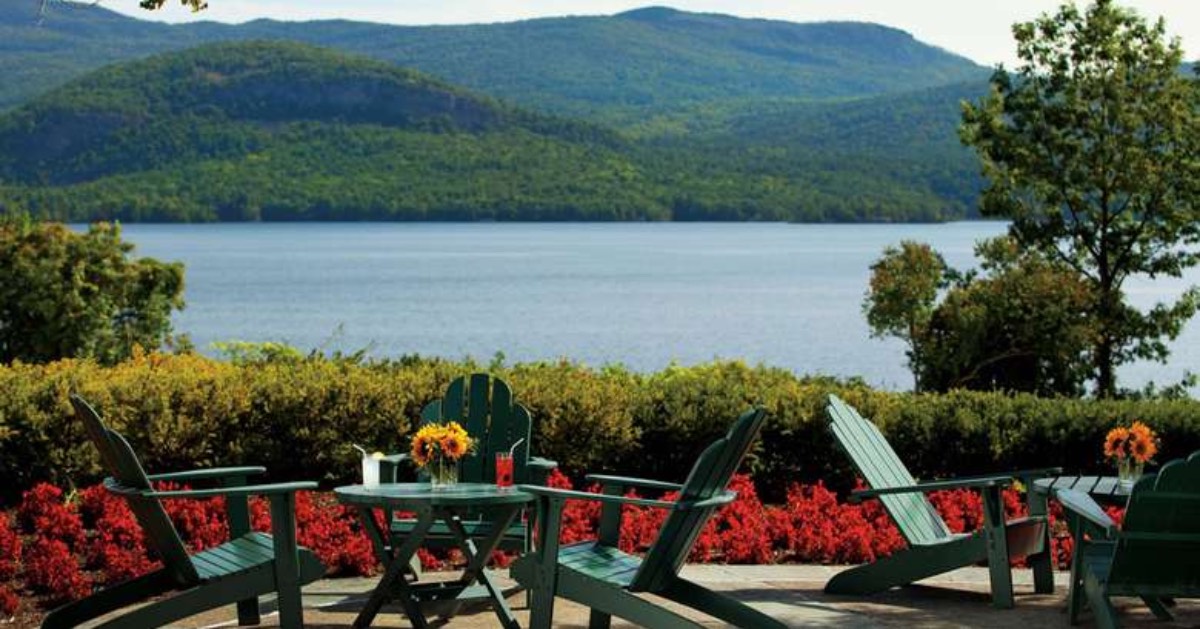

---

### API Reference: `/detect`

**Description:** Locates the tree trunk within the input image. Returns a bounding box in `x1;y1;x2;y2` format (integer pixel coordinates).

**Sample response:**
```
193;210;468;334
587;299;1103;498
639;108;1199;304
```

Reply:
1095;338;1115;399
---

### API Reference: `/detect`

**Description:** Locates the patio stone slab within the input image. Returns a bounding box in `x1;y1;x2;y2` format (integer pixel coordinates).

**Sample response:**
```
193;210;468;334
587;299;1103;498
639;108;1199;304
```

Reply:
70;565;1199;628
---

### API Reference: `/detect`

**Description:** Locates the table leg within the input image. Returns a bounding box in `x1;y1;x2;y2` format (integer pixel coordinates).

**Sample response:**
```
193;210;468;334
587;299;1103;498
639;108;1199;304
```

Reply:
444;505;522;629
354;507;436;629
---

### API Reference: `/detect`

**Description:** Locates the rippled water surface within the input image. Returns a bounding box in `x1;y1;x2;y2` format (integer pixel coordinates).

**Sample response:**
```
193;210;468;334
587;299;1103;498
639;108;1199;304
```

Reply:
118;222;1198;391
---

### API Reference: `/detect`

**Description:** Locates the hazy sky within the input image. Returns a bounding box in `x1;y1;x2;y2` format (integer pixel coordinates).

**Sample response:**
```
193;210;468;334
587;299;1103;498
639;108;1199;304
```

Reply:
101;1;1199;68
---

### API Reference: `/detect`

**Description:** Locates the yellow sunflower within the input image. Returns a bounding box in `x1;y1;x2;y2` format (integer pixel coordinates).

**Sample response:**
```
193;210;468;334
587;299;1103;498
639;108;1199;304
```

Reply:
1103;426;1130;460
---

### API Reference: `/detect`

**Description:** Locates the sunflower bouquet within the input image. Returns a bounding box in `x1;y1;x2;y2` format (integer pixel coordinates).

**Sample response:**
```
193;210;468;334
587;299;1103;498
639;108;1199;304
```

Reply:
410;421;476;488
1103;420;1158;482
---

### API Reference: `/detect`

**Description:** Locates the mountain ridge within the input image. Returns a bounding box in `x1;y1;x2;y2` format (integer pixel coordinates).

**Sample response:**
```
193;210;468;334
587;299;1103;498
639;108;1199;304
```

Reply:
0;41;980;223
2;2;988;116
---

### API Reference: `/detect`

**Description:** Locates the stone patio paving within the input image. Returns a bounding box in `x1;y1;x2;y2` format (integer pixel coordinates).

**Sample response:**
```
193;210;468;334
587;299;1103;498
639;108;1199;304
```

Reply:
103;565;1199;628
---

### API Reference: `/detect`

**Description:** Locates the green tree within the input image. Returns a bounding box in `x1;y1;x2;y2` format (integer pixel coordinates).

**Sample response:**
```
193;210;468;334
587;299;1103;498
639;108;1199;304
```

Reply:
0;214;186;364
866;237;1096;395
960;0;1200;397
920;238;1096;396
863;240;947;391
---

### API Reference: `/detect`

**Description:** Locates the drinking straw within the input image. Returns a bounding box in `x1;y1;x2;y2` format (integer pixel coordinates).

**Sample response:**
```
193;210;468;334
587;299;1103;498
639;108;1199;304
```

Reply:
352;444;368;457
508;438;525;456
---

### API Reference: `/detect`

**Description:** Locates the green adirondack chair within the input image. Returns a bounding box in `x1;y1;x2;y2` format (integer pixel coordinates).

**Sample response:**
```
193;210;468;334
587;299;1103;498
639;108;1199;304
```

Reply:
42;396;326;629
380;374;556;569
510;407;787;629
1059;451;1200;628
824;395;1060;608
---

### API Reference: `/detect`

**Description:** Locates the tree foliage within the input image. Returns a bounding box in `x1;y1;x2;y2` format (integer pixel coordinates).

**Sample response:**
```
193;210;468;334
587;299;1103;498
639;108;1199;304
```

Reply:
960;0;1200;397
0;214;185;364
920;239;1096;396
0;41;979;223
865;237;1095;396
863;241;947;389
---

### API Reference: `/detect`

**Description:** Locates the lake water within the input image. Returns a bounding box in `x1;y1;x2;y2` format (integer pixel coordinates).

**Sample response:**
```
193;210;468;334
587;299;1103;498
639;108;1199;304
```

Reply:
117;222;1199;392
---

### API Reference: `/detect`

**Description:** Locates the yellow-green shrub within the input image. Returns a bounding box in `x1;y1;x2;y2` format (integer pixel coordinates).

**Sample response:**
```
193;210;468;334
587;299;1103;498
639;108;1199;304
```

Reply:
2;353;1200;504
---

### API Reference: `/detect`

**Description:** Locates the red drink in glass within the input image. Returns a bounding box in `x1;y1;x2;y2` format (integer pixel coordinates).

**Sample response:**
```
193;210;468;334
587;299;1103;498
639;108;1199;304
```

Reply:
495;452;514;488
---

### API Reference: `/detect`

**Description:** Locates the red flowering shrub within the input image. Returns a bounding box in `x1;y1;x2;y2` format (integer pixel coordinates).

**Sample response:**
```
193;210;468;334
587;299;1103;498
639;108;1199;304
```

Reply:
23;538;90;603
772;481;903;564
547;470;602;545
0;512;20;581
703;475;772;563
4;475;1125;615
0;585;18;618
250;491;378;577
75;484;162;584
158;483;229;552
18;483;84;547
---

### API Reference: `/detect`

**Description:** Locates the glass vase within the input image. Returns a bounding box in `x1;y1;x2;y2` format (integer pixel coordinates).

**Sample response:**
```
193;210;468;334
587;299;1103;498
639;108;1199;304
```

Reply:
1117;458;1144;484
429;459;459;490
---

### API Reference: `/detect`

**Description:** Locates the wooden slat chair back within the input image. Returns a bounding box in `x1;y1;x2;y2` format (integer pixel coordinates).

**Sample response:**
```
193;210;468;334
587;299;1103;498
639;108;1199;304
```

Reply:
48;396;324;629
512;406;784;629
823;394;1057;609
1108;452;1200;597
631;407;767;592
419;373;533;484
383;374;555;600
826;395;951;545
72;396;201;584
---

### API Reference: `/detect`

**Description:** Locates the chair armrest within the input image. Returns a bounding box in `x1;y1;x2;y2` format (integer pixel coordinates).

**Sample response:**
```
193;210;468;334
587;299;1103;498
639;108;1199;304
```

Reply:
147;466;267;483
1057;488;1119;537
379;453;409;464
948;467;1063;485
106;478;317;499
850;476;1012;502
517;484;680;510
585;474;683;493
518;484;735;510
527;456;557;470
1009;467;1064;481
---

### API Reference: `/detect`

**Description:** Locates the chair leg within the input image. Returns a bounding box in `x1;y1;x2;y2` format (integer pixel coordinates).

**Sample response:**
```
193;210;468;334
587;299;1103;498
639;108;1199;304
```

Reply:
981;486;1015;609
556;573;704;629
1082;571;1119;629
660;577;788;629
1066;516;1088;625
41;569;174;629
1142;597;1174;621
588;609;612;629
525;499;564;629
269;493;305;629
236;597;261;626
528;578;558;629
1027;485;1056;594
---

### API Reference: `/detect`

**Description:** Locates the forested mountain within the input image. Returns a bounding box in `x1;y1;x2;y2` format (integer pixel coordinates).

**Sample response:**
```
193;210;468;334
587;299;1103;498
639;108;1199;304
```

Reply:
1;2;987;117
0;42;984;222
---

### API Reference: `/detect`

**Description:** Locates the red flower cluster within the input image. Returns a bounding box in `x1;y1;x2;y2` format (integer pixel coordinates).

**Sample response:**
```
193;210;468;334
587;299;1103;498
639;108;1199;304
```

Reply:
0;513;20;581
79;485;158;582
17;484;84;547
158;482;229;552
768;481;905;564
0;586;17;618
0;512;21;619
1;473;1100;615
15;484;90;603
249;490;378;577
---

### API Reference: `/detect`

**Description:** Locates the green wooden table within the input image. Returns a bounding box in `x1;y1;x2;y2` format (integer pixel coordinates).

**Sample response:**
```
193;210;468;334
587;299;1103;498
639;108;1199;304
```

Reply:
1032;475;1132;503
334;483;533;629
1030;475;1134;610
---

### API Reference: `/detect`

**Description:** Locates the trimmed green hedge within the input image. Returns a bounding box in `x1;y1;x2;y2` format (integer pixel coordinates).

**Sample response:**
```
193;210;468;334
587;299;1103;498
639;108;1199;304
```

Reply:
2;353;1199;503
